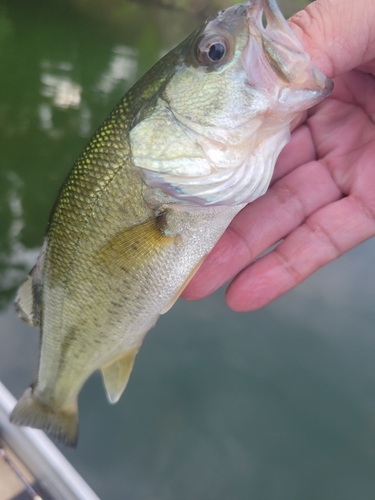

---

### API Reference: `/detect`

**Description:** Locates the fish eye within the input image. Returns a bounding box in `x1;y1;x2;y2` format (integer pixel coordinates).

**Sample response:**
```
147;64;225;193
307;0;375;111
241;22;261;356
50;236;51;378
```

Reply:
208;42;226;62
196;34;231;67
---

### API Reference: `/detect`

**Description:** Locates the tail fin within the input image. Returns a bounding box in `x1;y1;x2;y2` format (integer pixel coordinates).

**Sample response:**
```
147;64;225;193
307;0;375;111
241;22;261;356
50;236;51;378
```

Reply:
9;387;78;448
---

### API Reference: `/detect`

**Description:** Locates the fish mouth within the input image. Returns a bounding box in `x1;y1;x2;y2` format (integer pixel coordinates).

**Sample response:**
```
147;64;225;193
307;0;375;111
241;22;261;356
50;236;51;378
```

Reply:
243;0;333;105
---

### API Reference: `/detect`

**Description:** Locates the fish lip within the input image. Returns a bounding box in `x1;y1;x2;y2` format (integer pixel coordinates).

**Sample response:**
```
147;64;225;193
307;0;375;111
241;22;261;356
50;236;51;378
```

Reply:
323;76;334;94
295;70;334;97
277;74;333;112
243;0;333;98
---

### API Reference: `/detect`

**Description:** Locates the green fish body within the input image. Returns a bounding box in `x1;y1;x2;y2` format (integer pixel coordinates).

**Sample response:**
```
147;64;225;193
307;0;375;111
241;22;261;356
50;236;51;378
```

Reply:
10;0;332;446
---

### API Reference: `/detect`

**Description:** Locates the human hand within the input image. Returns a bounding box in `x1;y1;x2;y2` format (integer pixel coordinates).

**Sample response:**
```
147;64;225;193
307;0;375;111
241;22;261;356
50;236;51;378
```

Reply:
183;0;375;311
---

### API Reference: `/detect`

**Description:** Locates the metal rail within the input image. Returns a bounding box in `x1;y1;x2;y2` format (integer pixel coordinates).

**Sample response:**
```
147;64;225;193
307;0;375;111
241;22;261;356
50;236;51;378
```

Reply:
0;381;100;500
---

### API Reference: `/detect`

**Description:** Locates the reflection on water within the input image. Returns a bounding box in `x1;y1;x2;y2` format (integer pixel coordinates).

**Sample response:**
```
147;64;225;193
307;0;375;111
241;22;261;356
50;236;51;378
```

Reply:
0;172;39;303
41;72;82;109
39;60;95;137
97;45;138;95
0;1;375;499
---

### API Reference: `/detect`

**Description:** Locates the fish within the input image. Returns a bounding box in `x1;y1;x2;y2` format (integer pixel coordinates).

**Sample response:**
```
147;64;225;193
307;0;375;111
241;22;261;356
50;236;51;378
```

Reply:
10;0;332;447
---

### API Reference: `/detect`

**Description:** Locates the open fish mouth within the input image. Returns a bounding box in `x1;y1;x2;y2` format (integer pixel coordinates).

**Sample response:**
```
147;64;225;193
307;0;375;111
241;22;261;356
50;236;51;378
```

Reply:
243;0;333;108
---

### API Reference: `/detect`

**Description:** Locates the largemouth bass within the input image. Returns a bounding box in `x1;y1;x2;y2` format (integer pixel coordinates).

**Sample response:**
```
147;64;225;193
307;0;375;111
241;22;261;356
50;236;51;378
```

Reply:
10;0;332;447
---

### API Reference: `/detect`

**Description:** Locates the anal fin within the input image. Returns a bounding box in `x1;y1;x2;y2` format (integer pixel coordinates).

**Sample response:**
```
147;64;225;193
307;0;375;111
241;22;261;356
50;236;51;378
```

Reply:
101;346;140;404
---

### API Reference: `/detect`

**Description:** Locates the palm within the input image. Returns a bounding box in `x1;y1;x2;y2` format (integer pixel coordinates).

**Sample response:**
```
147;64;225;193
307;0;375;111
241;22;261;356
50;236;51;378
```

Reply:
183;69;375;311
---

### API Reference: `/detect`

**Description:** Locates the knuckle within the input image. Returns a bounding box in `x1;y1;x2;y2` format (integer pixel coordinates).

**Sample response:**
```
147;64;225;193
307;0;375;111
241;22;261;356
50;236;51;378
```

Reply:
274;245;305;286
304;216;342;258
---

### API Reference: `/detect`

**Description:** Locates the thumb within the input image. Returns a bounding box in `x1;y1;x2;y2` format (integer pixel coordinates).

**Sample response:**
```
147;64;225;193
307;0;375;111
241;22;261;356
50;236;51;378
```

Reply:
289;0;375;78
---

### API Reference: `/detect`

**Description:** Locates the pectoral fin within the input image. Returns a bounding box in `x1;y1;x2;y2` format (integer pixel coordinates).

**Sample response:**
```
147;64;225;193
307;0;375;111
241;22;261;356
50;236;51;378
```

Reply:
101;346;140;404
98;215;175;275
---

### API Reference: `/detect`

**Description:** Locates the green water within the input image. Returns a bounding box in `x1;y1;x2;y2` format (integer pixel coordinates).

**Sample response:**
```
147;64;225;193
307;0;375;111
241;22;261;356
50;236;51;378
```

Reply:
1;1;375;499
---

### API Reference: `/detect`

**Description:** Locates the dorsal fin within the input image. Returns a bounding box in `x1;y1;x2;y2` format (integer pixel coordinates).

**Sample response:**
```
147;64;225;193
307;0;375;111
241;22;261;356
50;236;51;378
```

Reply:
15;239;46;328
15;271;39;327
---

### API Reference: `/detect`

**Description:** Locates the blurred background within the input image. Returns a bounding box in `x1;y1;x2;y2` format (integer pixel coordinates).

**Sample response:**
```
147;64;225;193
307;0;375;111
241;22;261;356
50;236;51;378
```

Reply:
1;0;375;499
